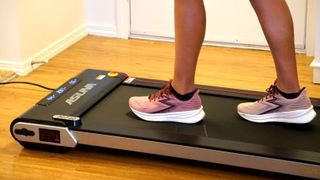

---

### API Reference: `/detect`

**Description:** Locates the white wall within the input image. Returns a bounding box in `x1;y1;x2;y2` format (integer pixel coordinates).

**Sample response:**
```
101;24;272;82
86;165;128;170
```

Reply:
85;0;130;38
85;0;117;37
310;0;320;83
306;0;317;56
0;0;88;75
18;0;87;60
0;0;21;62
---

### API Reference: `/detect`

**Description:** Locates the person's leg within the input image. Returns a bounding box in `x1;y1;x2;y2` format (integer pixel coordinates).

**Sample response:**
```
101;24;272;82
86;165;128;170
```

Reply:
237;0;316;124
128;0;206;123
249;0;300;93
171;0;206;94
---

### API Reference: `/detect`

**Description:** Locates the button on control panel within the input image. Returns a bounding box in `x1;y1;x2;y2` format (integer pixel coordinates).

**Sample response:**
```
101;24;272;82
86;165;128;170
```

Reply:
53;115;81;127
107;72;119;78
52;115;80;121
37;78;81;106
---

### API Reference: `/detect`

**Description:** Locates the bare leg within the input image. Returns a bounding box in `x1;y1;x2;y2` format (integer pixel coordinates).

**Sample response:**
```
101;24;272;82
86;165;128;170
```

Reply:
250;0;300;93
171;0;206;94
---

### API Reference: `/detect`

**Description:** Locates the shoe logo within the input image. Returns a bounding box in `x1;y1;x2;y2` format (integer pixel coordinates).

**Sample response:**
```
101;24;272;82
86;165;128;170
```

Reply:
154;97;176;113
261;97;282;115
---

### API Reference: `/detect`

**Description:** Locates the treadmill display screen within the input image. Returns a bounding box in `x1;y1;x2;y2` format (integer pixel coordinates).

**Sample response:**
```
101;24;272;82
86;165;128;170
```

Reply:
39;128;60;143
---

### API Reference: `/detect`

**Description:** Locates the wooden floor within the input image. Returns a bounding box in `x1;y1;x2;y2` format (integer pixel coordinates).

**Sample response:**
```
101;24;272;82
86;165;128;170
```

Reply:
0;35;319;180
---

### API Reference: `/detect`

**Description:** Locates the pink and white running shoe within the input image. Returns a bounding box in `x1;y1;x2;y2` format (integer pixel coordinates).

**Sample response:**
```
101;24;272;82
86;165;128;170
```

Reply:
237;85;317;124
129;82;205;124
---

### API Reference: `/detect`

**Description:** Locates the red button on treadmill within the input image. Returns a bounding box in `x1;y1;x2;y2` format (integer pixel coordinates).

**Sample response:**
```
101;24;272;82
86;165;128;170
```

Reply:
108;72;119;77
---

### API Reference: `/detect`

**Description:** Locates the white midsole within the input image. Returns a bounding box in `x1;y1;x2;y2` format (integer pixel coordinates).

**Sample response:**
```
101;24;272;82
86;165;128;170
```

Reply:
130;106;206;124
238;106;317;124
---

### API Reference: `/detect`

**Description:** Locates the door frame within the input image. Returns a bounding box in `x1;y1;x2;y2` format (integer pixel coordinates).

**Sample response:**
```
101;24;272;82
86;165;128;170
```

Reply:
116;0;130;39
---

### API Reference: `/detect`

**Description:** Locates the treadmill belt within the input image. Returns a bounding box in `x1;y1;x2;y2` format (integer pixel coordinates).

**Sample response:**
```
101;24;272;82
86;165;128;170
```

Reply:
80;84;320;154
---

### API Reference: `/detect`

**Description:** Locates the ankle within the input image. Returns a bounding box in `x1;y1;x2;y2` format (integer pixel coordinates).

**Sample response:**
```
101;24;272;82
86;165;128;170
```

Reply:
169;84;197;101
275;81;300;93
171;80;196;95
275;86;303;99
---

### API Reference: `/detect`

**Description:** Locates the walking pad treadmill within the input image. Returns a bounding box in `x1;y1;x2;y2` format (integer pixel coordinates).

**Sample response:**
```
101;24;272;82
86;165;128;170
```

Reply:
10;69;320;178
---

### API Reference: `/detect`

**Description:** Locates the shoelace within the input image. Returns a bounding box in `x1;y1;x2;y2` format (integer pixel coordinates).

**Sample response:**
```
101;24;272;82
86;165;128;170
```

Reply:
259;85;277;102
148;83;171;101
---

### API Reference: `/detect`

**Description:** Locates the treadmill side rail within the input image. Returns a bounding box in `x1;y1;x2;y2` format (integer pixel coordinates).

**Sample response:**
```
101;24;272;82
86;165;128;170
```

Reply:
12;122;77;148
74;131;320;179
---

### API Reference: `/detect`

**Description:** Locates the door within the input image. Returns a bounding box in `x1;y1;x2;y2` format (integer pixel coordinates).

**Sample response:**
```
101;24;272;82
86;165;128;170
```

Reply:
130;0;307;50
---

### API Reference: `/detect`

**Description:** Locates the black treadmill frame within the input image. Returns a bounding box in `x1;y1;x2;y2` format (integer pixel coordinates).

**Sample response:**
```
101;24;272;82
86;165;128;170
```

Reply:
10;69;320;179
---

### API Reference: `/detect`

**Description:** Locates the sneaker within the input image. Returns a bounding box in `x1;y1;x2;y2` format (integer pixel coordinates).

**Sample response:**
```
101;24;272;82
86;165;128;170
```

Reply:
128;82;205;124
237;84;317;124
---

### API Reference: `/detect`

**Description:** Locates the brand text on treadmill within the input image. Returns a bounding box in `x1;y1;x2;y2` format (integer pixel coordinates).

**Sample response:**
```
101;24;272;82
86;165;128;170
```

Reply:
65;84;97;105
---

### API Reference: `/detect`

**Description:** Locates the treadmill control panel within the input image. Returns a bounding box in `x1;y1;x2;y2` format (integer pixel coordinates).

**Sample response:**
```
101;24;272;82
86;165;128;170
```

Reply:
27;69;128;120
37;78;81;106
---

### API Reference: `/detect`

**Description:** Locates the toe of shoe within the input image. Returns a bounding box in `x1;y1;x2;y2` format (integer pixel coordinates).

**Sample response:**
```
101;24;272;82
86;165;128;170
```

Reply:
237;102;255;114
128;96;148;111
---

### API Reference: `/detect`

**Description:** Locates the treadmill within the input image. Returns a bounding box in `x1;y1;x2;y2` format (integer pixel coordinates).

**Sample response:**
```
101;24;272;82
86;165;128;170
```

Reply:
10;69;320;178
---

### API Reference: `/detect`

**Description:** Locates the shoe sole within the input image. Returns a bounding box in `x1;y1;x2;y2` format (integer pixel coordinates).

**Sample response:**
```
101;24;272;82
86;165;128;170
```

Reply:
130;106;205;124
238;106;317;124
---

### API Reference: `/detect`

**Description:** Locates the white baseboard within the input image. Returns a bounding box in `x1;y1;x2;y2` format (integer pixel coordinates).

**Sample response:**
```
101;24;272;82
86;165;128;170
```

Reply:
130;33;306;53
0;60;31;76
310;59;320;84
87;23;117;37
0;23;88;76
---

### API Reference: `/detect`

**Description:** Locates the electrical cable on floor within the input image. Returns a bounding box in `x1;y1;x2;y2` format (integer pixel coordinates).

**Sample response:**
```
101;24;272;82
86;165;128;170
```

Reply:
0;81;55;91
